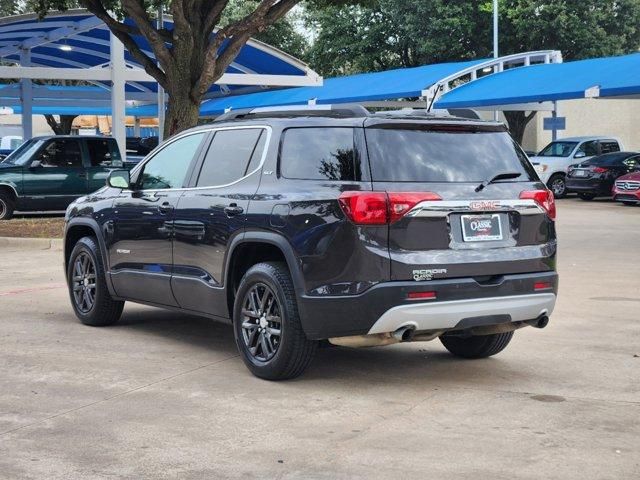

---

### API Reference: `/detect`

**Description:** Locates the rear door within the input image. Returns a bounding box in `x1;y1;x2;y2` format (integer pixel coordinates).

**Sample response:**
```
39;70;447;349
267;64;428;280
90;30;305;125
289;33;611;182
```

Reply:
85;138;124;193
363;121;556;281
171;126;267;318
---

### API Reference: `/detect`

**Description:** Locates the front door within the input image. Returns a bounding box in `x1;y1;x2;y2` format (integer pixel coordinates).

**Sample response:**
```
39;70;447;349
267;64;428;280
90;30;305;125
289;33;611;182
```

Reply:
171;127;267;318
22;138;86;210
108;131;208;306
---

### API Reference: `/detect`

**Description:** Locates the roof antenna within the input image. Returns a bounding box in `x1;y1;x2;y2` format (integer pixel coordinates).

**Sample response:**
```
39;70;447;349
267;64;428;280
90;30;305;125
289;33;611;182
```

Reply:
426;85;442;112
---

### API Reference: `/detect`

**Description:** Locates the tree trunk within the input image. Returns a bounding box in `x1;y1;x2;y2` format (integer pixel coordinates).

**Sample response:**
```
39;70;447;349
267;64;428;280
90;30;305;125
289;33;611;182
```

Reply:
503;111;537;145
44;114;78;135
164;90;201;139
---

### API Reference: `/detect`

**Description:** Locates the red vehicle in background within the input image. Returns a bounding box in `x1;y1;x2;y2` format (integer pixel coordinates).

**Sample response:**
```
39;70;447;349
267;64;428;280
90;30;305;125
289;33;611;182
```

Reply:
613;170;640;205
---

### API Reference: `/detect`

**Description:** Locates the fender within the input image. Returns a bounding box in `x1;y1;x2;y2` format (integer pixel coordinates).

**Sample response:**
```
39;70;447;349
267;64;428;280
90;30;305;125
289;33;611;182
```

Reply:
224;231;306;298
0;181;19;198
65;217;118;298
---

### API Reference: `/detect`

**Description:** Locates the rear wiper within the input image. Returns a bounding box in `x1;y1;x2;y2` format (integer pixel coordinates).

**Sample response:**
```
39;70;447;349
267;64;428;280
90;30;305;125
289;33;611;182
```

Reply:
475;172;522;192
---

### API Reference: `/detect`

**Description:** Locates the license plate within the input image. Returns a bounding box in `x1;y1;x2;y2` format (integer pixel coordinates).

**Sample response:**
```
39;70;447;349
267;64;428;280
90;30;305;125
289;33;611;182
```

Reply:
574;170;587;177
461;214;503;242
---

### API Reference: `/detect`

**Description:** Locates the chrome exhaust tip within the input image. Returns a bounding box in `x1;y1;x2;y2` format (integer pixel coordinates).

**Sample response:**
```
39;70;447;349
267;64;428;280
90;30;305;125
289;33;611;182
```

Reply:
393;326;415;342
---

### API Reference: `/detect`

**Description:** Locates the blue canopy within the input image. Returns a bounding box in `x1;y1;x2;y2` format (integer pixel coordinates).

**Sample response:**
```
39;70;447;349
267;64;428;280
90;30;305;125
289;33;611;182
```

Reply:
200;59;485;115
0;10;315;104
435;53;640;108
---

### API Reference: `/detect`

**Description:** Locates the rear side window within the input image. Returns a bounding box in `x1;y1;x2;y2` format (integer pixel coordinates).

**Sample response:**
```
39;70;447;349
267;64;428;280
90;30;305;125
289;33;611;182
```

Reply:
197;128;265;187
365;128;535;182
599;141;620;154
280;127;361;181
577;141;598;157
87;139;119;167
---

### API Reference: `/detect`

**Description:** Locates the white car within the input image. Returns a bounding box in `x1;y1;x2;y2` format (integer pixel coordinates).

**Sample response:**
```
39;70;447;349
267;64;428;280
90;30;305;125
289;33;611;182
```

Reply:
530;136;624;197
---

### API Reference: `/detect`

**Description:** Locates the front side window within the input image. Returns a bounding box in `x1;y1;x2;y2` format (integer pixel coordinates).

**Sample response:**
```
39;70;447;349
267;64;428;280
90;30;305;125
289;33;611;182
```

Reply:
138;133;206;190
537;141;578;157
38;139;83;167
366;128;535;183
196;128;266;187
280;127;359;181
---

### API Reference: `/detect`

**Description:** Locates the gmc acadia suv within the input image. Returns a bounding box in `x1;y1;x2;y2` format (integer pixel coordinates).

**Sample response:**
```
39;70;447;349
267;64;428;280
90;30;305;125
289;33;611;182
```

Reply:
63;105;558;380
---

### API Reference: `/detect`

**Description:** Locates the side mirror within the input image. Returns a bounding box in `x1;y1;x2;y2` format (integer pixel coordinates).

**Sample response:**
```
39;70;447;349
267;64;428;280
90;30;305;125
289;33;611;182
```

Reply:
107;169;131;189
574;151;586;159
30;160;42;169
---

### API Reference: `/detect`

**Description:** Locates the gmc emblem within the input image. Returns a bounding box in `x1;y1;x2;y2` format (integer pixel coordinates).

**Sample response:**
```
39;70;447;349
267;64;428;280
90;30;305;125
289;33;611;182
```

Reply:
470;200;500;210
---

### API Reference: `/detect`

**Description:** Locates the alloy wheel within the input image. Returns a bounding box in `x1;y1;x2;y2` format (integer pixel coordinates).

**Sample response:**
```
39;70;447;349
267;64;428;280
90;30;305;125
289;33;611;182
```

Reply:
0;199;6;219
72;252;97;313
551;178;565;197
240;282;282;362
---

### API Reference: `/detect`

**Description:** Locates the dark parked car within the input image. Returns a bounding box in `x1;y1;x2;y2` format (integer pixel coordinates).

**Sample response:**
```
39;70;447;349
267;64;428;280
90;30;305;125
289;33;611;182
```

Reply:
612;170;640;205
63;105;558;380
0;135;123;220
566;151;640;200
126;135;159;155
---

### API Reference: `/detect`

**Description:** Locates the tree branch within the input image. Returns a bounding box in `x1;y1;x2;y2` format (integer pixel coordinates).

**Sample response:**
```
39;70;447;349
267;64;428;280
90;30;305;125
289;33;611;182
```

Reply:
80;0;168;88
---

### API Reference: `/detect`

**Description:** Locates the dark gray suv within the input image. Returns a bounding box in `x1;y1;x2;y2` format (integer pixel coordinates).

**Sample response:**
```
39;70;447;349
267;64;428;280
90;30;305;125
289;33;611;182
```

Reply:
63;105;558;380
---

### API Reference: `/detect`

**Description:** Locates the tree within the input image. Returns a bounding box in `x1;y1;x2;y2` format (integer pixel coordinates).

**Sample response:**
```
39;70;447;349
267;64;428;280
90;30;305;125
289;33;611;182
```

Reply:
44;114;78;134
305;0;640;143
28;1;310;137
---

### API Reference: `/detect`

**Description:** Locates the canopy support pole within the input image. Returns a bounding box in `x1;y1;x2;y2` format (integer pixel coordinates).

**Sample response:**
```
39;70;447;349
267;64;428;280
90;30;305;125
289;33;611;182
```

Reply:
110;32;126;162
157;7;165;143
133;117;141;137
20;48;33;140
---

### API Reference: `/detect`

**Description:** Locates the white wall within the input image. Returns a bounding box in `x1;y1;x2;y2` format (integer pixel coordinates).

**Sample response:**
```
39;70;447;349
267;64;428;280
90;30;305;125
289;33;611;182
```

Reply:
0;114;55;137
523;98;640;152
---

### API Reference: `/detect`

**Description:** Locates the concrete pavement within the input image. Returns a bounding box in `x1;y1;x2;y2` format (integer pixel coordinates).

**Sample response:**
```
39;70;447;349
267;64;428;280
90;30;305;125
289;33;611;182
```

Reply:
0;198;638;479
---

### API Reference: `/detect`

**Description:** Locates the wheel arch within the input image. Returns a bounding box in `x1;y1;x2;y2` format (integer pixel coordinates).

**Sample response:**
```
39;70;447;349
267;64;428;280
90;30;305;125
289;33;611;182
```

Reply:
65;218;116;296
224;232;305;317
0;182;18;202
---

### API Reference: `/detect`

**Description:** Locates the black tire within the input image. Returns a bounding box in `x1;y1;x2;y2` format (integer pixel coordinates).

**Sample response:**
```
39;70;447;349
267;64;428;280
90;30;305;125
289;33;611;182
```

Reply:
578;193;596;201
621;201;637;206
233;262;317;380
0;192;15;220
67;236;124;326
440;331;514;359
547;174;567;198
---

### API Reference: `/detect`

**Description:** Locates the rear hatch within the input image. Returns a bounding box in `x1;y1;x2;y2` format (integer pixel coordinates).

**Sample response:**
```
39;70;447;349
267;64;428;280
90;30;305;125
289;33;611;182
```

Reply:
363;118;556;281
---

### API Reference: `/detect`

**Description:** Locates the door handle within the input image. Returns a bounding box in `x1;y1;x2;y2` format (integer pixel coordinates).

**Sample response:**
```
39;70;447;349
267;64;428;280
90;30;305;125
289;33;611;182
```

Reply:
158;202;174;214
78;172;87;179
224;204;244;217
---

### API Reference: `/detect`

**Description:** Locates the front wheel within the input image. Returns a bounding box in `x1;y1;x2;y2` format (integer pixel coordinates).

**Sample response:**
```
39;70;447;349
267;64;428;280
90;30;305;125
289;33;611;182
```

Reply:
547;174;567;198
0;192;15;220
440;331;514;359
233;262;317;380
67;236;124;326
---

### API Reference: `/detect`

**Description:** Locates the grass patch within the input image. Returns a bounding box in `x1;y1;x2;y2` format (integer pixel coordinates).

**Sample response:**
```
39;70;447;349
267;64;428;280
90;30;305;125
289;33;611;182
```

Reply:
0;217;64;238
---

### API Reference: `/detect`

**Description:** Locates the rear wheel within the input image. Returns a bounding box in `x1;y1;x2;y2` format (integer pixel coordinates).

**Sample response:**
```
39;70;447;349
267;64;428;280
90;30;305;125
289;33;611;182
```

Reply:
233;262;317;380
440;331;514;359
548;174;566;198
0;192;15;220
578;193;596;201
67;236;124;326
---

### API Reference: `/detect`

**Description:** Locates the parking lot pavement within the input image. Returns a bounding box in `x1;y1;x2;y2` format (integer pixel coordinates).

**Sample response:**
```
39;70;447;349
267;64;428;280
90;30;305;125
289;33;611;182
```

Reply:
0;198;638;480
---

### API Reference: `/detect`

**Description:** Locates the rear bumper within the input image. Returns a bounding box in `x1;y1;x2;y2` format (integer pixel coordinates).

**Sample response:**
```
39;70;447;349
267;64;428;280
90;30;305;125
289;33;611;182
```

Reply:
368;293;555;334
298;271;558;339
566;179;610;195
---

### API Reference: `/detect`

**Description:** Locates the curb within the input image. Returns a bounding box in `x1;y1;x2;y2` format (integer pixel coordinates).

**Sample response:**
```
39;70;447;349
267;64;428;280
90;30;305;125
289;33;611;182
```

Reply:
0;237;63;250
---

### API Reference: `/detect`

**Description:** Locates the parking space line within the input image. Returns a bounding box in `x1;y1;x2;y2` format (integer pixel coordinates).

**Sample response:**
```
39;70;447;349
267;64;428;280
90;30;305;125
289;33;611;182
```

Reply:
0;283;66;297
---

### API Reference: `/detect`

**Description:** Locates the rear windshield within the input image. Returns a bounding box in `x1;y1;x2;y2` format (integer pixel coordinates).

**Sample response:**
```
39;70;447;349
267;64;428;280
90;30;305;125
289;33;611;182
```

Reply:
365;128;535;183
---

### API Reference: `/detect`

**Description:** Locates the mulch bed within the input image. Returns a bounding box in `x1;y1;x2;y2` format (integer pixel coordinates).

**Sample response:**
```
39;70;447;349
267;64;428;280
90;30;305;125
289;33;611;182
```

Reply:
0;217;65;238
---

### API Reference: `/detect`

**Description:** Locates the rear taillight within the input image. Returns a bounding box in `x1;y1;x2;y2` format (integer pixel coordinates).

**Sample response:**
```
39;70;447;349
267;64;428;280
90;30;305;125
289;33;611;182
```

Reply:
519;189;556;220
338;191;441;225
591;166;608;173
534;281;553;291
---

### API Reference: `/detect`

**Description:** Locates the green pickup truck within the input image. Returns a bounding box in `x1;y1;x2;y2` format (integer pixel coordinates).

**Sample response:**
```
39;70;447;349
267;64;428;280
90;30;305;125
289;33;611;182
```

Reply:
0;135;125;220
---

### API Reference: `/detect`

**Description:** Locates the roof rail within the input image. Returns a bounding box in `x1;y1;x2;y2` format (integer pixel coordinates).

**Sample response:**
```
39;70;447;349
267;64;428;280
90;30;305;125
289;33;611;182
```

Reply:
215;104;370;121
